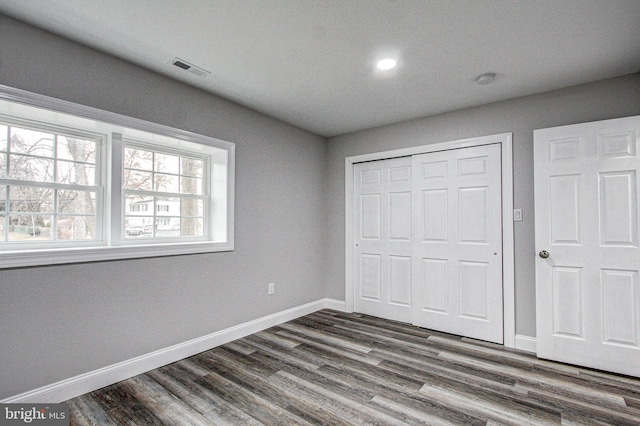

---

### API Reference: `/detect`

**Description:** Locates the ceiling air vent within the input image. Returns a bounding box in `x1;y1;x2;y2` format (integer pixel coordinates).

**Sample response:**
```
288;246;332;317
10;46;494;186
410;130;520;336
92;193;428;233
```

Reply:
170;57;210;77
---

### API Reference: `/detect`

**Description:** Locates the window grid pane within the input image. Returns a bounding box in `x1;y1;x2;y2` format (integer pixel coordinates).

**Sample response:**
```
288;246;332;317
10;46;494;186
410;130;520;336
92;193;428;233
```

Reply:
10;127;55;157
154;152;179;174
8;214;53;241
124;147;153;172
56;216;96;240
9;155;54;182
180;157;203;178
56;135;96;164
154;172;179;193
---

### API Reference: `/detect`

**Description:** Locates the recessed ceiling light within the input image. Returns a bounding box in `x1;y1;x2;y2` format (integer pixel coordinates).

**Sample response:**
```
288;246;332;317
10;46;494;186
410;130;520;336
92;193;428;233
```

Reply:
377;58;397;71
476;72;496;85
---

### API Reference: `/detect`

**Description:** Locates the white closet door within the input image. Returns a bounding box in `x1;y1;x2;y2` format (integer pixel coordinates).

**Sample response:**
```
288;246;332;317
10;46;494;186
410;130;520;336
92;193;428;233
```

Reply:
412;144;504;343
535;116;640;377
354;156;413;323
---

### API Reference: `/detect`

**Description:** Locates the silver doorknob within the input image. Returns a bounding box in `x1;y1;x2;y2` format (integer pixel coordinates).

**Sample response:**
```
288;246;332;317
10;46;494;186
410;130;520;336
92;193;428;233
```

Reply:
539;250;550;259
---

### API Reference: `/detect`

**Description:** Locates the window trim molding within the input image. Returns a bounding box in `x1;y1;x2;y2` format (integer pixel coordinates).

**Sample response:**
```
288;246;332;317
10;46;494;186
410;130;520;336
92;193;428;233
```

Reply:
0;84;235;269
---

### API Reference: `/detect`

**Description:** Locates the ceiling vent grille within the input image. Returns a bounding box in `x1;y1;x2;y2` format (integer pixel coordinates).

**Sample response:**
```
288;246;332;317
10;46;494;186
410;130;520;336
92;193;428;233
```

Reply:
170;57;210;77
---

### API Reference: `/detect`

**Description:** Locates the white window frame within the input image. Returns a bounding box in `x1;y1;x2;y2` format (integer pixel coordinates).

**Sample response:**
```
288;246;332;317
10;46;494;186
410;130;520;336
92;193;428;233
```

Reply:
120;139;211;244
0;85;235;268
0;118;105;249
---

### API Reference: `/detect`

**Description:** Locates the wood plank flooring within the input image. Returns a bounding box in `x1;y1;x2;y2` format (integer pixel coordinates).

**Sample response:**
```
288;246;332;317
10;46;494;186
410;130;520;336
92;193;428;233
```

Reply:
68;310;640;425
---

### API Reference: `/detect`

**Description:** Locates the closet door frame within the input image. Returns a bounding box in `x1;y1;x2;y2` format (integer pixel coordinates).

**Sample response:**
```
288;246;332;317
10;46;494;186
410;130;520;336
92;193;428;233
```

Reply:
345;133;516;348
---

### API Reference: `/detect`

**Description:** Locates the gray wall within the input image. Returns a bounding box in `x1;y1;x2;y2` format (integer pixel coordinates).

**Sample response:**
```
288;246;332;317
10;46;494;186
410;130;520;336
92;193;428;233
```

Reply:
325;73;640;338
0;15;326;399
2;12;640;401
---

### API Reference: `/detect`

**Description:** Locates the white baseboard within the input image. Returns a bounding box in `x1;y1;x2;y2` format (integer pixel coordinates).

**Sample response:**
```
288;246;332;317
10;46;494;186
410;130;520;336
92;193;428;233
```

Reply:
514;334;537;353
323;298;347;312
2;298;343;404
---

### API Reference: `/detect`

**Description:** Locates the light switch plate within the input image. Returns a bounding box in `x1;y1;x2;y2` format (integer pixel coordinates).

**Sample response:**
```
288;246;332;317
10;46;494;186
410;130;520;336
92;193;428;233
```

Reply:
514;209;523;222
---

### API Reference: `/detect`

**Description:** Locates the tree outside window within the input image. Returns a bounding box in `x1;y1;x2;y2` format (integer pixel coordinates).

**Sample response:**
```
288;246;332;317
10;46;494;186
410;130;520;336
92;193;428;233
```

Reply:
0;125;98;242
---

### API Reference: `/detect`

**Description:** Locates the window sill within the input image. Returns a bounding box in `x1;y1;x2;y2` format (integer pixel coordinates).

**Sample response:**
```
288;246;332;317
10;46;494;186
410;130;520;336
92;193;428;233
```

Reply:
0;241;234;269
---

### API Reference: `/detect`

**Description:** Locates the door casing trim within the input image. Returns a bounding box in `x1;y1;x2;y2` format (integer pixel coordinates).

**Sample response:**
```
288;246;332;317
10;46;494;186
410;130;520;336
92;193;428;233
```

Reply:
345;132;515;348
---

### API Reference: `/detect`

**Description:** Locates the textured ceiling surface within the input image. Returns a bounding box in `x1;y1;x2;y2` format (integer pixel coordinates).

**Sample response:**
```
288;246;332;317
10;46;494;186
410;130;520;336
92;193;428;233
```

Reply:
0;0;639;136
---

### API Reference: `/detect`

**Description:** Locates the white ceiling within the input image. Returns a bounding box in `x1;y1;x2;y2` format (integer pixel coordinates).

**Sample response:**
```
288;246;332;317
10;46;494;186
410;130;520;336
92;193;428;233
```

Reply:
0;0;639;137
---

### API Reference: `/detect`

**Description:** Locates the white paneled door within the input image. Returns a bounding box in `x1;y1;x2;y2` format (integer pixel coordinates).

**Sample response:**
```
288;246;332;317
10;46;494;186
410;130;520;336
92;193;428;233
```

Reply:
412;144;503;343
535;116;640;377
354;144;504;343
354;156;414;323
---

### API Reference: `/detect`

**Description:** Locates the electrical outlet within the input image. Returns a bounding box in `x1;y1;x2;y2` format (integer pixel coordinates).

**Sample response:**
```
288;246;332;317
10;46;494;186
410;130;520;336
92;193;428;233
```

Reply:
268;282;275;295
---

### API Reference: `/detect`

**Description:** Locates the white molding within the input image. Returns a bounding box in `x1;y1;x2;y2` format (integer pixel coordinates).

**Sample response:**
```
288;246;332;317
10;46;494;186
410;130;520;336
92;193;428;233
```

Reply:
514;334;537;354
0;241;235;269
345;133;516;347
346;133;511;163
500;135;516;348
1;298;340;404
345;158;356;314
323;298;347;312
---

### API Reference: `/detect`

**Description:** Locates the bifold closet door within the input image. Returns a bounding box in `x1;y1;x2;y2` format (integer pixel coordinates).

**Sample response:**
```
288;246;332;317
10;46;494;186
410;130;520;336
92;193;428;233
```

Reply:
412;144;504;344
354;156;413;323
353;144;504;344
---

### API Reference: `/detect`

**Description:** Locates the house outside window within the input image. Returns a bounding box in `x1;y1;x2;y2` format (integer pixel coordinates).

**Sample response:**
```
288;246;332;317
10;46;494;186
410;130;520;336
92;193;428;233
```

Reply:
123;145;206;239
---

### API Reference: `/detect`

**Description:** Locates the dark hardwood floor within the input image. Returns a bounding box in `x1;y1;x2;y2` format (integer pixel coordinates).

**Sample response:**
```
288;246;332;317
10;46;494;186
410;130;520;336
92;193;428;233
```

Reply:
68;310;640;425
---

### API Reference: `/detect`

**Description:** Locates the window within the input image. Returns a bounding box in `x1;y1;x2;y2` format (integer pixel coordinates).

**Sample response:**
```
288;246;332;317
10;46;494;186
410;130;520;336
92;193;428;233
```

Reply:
1;124;100;244
123;145;205;239
0;85;234;268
